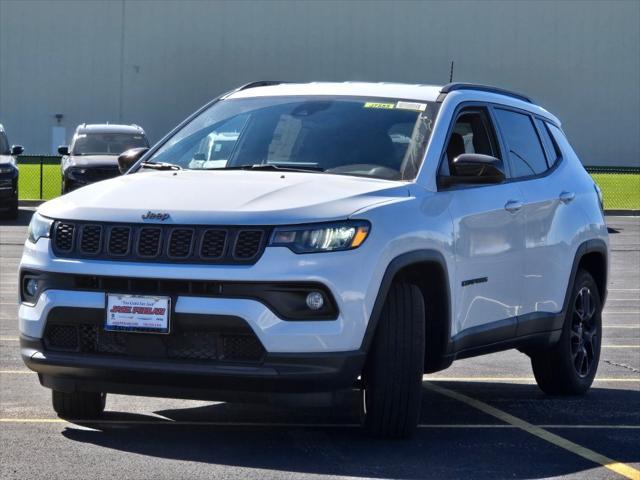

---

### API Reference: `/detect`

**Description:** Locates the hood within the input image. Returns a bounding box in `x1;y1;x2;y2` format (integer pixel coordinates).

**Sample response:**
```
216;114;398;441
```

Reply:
66;155;119;168
0;154;15;166
40;170;410;224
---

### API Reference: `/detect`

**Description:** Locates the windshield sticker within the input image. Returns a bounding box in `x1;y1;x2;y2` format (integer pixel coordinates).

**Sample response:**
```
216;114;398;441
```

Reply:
396;101;427;112
363;102;395;109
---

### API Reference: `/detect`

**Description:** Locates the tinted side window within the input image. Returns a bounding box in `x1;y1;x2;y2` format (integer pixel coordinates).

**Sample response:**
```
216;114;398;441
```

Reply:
440;108;501;175
0;132;9;154
494;108;548;177
535;118;560;167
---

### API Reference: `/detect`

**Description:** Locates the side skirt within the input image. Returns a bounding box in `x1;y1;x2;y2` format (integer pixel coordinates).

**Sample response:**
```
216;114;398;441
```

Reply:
446;312;563;361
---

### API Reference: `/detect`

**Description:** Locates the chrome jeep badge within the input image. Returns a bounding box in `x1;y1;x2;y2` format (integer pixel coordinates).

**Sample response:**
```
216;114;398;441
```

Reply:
141;211;170;221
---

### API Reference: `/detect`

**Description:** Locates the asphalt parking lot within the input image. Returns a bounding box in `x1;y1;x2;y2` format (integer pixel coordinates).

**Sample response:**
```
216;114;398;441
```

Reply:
0;210;638;480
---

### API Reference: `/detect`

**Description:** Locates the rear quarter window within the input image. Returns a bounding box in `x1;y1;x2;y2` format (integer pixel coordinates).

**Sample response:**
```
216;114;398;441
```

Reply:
535;118;560;167
494;108;548;178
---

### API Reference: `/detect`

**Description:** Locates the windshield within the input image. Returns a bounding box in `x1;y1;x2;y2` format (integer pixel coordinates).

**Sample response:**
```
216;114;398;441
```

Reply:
148;96;437;180
72;133;148;156
0;132;9;155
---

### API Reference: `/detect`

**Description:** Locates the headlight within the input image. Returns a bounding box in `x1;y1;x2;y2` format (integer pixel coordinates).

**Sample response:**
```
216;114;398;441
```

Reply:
27;213;54;244
68;167;88;179
0;164;16;174
269;221;370;253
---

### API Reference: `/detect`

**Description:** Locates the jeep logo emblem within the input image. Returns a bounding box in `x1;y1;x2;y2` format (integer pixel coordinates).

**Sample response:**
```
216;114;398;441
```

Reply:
141;211;170;221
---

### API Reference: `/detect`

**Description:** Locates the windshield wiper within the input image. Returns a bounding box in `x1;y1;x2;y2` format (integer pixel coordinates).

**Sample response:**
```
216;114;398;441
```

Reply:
203;164;324;173
140;161;182;170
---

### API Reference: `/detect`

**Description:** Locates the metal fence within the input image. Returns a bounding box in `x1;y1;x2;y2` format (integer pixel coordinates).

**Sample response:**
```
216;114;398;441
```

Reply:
16;155;62;201
15;155;640;210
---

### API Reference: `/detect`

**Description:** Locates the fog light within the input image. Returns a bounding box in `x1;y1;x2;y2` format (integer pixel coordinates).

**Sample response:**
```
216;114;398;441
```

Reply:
25;278;38;297
305;291;324;310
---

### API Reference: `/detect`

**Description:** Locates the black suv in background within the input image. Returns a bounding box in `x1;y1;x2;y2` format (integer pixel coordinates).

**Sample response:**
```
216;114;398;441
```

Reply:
0;124;24;219
59;124;149;194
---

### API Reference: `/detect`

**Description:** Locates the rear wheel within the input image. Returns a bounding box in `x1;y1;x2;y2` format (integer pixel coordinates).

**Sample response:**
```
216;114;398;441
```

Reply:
531;269;602;395
361;282;425;438
52;390;106;419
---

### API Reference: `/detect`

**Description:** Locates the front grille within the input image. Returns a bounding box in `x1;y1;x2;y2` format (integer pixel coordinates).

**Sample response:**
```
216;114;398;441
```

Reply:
168;229;194;258
108;227;131;256
53;222;75;252
43;322;265;363
83;166;121;182
137;227;162;257
234;230;264;259
200;229;227;259
51;221;269;264
79;225;102;254
44;324;78;351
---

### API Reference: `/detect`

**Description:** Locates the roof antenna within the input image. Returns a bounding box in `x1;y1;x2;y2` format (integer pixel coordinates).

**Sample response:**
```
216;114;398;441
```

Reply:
449;61;454;83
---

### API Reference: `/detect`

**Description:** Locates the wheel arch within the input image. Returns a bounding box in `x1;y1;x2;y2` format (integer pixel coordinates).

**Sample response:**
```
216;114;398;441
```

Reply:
564;239;608;313
361;250;452;373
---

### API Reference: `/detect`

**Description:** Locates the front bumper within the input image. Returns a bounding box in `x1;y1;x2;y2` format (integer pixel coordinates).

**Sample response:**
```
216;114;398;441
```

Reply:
20;237;380;353
21;335;365;403
18;232;384;400
0;170;18;205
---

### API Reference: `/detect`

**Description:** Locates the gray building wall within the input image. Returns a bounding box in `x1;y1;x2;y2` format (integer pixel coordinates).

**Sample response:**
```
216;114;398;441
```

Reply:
1;0;638;166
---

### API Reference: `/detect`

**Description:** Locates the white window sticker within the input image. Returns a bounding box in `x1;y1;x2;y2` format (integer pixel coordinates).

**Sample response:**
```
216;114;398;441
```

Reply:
396;101;427;112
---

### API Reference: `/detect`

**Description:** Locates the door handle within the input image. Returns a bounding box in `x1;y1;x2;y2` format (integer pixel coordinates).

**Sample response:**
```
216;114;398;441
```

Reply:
504;200;523;213
559;191;575;204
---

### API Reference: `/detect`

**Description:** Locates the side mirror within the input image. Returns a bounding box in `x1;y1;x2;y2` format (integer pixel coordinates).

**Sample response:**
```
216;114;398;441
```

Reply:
11;145;24;156
57;145;69;156
117;147;149;174
193;152;206;161
438;153;505;187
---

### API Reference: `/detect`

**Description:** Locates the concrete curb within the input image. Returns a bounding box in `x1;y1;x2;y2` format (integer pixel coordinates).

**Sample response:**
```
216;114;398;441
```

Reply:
18;200;45;207
604;209;639;216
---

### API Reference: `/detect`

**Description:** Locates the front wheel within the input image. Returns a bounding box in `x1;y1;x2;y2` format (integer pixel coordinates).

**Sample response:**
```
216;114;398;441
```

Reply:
530;269;602;395
52;390;106;419
361;282;425;438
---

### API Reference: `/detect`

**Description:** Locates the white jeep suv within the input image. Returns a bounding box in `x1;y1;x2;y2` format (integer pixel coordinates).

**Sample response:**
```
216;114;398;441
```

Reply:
19;81;608;437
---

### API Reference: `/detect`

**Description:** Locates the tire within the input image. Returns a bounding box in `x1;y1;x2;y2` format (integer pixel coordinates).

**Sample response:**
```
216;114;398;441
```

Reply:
8;202;18;220
52;390;106;419
361;282;425;438
531;269;602;395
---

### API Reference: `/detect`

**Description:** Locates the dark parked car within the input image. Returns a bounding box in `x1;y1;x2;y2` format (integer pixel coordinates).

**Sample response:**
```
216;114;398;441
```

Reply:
0;124;24;219
59;124;149;194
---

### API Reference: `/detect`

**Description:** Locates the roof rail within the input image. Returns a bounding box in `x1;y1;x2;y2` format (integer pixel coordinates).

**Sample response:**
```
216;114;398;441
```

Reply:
439;82;533;103
220;80;289;99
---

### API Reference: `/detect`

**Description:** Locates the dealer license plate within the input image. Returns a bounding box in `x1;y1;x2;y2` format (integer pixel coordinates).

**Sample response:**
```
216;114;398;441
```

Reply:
105;294;171;334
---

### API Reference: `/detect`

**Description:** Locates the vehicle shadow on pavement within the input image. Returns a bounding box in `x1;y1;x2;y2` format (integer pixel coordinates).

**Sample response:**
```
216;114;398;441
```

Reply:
0;208;34;227
60;382;640;479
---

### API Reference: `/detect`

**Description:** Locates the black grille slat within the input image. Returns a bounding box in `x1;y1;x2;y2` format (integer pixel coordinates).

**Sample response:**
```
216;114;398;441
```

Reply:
108;227;131;256
221;335;265;361
168;229;194;258
44;324;78;351
79;225;102;254
51;222;268;264
137;227;162;257
234;230;264;259
44;323;264;363
54;222;75;252
200;229;227;259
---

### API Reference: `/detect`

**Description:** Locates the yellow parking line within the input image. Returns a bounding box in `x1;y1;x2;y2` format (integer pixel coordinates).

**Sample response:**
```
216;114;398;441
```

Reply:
604;325;640;329
0;337;18;341
425;382;640;480
602;345;639;349
423;376;639;383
